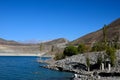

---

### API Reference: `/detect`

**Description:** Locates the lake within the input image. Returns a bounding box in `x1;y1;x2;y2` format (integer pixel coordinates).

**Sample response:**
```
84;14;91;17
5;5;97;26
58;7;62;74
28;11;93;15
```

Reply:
0;56;73;80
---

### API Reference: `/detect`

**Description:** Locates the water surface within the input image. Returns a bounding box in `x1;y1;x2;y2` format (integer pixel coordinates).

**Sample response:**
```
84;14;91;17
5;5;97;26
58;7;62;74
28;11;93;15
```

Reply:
0;56;73;80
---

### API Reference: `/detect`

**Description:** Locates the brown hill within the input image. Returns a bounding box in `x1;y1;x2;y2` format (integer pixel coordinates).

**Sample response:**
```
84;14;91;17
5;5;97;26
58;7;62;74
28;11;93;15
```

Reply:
0;38;68;54
70;18;120;46
0;38;21;45
42;38;69;45
0;38;40;53
39;38;69;55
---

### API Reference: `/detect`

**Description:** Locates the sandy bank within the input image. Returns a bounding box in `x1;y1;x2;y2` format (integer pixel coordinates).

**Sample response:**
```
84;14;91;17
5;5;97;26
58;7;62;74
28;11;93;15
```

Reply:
0;53;40;56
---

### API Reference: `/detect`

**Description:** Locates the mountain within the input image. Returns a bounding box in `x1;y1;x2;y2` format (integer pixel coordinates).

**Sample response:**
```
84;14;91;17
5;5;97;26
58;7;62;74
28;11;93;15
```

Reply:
0;38;21;45
39;38;69;55
0;38;68;55
42;38;69;46
0;38;40;53
1;18;120;54
70;18;120;46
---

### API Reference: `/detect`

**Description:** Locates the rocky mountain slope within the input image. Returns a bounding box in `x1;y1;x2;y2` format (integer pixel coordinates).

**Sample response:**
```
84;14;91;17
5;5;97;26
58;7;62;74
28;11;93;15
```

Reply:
70;18;120;46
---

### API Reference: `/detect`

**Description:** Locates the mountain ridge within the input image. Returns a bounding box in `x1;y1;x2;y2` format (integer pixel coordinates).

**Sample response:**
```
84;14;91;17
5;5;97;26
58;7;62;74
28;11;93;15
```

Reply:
0;18;120;54
0;37;68;54
70;18;120;46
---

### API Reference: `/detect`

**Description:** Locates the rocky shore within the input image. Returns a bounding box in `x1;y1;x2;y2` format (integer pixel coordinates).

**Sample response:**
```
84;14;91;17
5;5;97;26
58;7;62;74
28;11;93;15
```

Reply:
39;50;120;80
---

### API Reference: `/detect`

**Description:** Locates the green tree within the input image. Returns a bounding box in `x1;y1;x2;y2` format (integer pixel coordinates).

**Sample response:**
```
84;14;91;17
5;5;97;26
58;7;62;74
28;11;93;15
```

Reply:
114;42;120;49
91;25;109;52
86;57;90;71
106;47;116;66
40;43;44;51
91;42;107;51
63;46;78;56
78;44;86;53
103;25;107;45
114;34;120;49
97;54;103;68
51;45;54;52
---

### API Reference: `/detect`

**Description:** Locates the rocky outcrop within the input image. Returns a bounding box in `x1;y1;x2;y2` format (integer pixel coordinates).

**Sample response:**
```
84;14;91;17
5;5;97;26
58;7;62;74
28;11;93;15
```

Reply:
41;50;120;79
42;52;100;75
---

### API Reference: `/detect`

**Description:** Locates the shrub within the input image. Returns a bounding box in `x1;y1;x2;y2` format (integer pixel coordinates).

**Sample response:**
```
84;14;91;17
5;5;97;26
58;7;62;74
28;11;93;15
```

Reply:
63;46;78;56
54;53;65;60
78;44;86;53
91;42;107;51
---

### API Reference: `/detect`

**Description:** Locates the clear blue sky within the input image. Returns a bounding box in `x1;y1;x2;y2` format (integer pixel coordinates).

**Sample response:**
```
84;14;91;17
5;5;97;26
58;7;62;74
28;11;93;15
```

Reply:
0;0;120;41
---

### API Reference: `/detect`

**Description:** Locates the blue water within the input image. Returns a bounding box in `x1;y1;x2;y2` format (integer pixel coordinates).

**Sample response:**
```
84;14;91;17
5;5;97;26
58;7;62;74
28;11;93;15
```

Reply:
0;56;73;80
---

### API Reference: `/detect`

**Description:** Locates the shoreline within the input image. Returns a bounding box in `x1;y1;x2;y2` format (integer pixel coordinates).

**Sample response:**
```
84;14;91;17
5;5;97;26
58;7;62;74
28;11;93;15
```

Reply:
0;53;54;57
0;53;42;56
0;53;38;56
41;51;120;80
